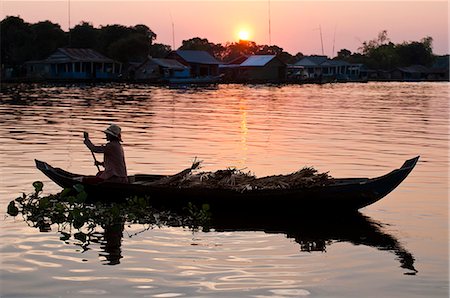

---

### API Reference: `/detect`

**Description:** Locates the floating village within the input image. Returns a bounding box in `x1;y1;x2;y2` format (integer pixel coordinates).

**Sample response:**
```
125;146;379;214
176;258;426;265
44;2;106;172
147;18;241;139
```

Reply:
1;15;449;84
3;47;448;84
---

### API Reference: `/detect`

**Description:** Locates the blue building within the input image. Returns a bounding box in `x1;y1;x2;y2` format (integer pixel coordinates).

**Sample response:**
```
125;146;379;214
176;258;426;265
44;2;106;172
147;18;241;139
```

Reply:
166;50;222;77
25;48;122;80
293;55;367;82
293;55;328;79
131;57;190;81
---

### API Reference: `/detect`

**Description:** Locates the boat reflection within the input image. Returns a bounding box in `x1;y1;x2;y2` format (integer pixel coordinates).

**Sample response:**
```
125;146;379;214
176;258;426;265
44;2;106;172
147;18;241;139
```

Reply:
210;212;417;275
8;191;417;274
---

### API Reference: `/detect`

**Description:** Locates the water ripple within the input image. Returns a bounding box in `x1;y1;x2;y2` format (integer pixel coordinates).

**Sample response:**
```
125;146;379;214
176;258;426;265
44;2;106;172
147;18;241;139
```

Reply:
0;82;448;297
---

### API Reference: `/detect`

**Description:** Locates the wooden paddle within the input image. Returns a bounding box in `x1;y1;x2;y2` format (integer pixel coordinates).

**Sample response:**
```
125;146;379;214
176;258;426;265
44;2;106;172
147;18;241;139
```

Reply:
84;132;101;172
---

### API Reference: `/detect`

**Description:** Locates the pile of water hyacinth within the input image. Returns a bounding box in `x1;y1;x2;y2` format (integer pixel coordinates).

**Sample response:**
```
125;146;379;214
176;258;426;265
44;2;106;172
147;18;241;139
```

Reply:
145;160;334;191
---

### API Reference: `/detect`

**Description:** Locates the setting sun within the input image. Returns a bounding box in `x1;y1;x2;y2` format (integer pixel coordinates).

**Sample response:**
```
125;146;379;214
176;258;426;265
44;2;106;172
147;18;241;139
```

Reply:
238;30;250;41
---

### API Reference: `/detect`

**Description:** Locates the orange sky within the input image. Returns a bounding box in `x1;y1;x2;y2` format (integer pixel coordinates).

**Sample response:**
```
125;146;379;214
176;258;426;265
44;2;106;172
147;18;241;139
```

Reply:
2;1;449;56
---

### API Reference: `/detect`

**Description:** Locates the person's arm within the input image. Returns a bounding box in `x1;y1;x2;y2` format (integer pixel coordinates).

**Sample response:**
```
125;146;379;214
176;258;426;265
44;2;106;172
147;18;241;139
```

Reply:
95;160;105;167
83;132;105;153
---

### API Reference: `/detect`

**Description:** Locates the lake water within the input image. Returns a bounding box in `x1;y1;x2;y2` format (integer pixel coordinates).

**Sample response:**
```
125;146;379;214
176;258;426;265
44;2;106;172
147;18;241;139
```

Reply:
0;82;448;297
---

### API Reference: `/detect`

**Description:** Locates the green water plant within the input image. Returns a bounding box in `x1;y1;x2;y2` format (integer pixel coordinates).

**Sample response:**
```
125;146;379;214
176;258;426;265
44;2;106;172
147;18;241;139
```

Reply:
7;181;211;244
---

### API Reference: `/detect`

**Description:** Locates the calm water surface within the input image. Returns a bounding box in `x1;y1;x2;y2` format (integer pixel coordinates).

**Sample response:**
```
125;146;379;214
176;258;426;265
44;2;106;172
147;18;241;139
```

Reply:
0;82;448;297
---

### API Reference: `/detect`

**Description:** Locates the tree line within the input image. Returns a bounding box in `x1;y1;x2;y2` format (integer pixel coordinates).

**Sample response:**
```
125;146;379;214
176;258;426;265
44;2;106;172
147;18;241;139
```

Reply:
1;16;169;68
1;16;440;71
336;30;435;70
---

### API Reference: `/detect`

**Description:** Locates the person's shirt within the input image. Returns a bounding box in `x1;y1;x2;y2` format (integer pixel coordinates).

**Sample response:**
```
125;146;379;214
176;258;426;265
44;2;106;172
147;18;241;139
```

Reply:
85;139;127;180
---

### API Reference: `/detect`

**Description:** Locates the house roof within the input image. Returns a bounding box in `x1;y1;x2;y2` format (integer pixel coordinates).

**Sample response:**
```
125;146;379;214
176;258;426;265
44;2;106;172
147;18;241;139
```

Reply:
226;55;249;65
240;55;277;67
432;55;449;69
175;50;221;65
395;65;430;73
295;55;328;67
45;48;115;63
150;58;188;70
321;59;350;67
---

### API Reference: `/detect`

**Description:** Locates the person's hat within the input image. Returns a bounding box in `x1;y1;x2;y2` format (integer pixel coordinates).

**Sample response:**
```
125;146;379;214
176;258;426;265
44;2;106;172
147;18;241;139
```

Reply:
103;124;122;140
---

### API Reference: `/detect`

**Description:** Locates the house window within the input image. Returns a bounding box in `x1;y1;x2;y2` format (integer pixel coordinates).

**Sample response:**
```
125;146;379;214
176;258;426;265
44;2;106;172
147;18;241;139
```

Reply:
82;62;91;72
57;64;65;73
199;66;209;76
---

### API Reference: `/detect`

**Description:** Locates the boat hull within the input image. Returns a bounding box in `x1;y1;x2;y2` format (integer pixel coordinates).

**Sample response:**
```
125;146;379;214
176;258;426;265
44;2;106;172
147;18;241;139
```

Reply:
35;156;419;212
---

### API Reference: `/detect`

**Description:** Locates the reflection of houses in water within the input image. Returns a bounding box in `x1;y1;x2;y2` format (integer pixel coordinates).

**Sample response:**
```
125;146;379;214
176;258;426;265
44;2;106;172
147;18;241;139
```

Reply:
25;48;122;80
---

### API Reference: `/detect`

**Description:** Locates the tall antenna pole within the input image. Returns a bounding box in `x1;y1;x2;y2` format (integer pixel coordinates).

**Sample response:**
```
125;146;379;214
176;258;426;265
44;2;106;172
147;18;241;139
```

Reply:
172;22;175;50
332;24;337;58
68;0;71;47
170;12;175;50
319;25;324;55
268;0;271;45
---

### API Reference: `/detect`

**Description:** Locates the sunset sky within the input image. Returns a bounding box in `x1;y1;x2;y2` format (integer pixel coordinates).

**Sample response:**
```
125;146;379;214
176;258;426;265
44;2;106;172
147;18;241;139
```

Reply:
2;0;449;56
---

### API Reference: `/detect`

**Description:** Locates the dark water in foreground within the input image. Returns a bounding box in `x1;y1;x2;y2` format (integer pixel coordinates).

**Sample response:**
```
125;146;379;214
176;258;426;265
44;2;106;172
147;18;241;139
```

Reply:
0;82;448;297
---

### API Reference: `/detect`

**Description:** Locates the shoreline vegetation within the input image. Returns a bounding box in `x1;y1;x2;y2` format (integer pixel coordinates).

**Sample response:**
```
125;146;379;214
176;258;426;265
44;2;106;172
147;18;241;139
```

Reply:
2;16;449;84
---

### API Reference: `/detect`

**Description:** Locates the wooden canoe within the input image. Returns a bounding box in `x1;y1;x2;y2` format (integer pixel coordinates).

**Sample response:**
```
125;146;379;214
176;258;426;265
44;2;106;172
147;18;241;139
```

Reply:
35;156;419;212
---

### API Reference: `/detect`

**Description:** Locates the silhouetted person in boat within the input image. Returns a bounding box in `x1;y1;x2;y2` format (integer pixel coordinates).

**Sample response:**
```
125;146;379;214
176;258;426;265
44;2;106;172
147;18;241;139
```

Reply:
83;124;128;183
